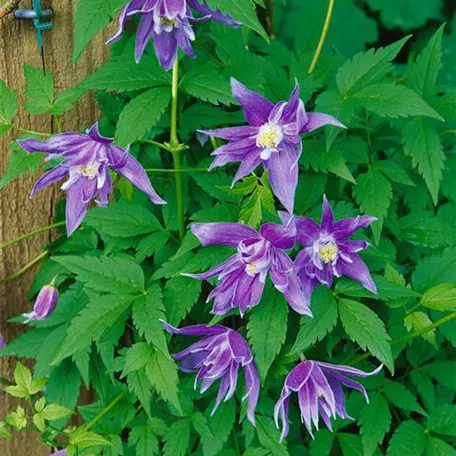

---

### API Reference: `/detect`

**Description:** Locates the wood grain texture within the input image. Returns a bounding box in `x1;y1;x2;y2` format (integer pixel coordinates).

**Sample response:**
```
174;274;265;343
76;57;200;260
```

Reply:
0;1;111;454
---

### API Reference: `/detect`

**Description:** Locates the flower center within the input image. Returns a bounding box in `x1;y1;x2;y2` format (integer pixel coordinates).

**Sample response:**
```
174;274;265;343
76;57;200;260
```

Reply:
160;17;178;28
246;263;259;275
318;242;338;263
257;123;284;150
78;162;99;179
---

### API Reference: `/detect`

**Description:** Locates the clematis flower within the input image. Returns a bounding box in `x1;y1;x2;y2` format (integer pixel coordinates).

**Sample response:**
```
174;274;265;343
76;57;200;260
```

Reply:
295;196;377;306
0;331;5;349
18;123;165;236
107;0;239;70
48;451;66;456
275;360;382;441
23;285;59;323
200;79;345;213
187;214;311;316
162;321;260;425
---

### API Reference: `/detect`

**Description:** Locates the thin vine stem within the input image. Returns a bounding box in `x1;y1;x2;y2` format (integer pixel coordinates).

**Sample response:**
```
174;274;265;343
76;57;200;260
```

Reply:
348;310;456;366
0;221;65;250
12;125;51;137
308;0;335;74
82;390;127;432
1;250;49;282
145;167;207;173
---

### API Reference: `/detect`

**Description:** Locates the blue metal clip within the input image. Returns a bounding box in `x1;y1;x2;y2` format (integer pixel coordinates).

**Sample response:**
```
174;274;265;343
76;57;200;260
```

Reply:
14;0;53;54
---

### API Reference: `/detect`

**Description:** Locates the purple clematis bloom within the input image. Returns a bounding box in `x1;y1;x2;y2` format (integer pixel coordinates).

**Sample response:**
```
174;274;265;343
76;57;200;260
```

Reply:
48;451;66;456
275;360;382;441
200;79;345;213
295;196;377;306
162;321;260;425
0;331;5;349
18;123;165;236
187;214;312;317
107;0;239;70
23;285;59;323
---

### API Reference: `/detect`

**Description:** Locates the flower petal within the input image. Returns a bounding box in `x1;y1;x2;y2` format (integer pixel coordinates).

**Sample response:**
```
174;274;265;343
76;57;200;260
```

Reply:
161;320;228;337
321;195;334;232
30;165;68;197
295;217;321;246
302;112;346;133
188;0;240;26
199;126;259;141
332;215;377;240
191;222;259;247
260;216;296;250
164;0;186;18
243;362;260;426
106;0;146;45
135;13;155;63
339;253;377;294
18;133;87;155
286;361;315;391
316;362;383;378
65;179;89;236
153;29;178;70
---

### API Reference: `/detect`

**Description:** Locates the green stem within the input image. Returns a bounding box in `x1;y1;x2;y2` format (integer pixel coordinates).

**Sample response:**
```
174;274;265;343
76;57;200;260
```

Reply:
13;126;51;137
145;167;207;173
308;0;335;74
140;139;174;152
348;310;456;366
0;221;66;250
1;250;49;282
169;58;185;241
83;391;127;432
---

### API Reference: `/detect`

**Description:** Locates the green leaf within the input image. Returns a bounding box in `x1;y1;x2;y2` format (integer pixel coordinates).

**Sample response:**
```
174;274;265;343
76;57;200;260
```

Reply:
6;407;27;431
41;404;74;421
338;298;394;372
0;145;43;190
383;381;427;415
136;231;170;262
201;401;236;456
338;434;363;456
421;283;456;312
13;362;32;392
0;80;18;125
427;405;456;437
128;421;159;456
352;84;444;120
291;287;338;354
309;429;335;456
181;61;232;106
85;202;162;237
202;0;268;41
163;418;191;456
127;371;153;418
376;160;416;187
115;86;171;145
163;276;202;327
73;0;129;62
192;412;214;440
404;312;436;346
0;422;12;440
247;284;288;382
359;393;392;456
256;415;289;456
402;117;444;205
146;350;181;413
24;66;54;114
387;420;427;456
353;167;393;243
122;343;154;376
53;294;133;363
425;361;456;390
409;24;445;98
239;189;263;228
337;36;410;95
427;437;456;456
70;429;112;448
53;255;145;294
132;284;169;355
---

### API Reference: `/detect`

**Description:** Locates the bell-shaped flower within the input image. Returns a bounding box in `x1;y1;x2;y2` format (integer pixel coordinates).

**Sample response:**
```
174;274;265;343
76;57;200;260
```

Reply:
18;123;165;236
23;285;59;323
0;331;5;349
295;196;377;306
162;321;260;425
107;0;239;70
200;79;345;213
187;214;311;317
275;360;382;441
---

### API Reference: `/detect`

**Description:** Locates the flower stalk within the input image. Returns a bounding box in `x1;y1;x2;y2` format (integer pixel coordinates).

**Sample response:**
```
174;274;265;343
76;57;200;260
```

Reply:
0;221;66;250
1;250;49;282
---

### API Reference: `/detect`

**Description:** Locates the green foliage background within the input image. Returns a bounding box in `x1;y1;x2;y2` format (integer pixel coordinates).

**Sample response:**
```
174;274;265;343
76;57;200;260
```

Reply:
1;0;456;455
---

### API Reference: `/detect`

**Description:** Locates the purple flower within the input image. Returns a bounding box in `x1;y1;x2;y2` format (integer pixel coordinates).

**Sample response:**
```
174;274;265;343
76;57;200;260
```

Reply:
295;196;377;306
200;79;345;213
0;331;5;349
18;123;165;236
48;451;66;456
107;0;239;70
275;360;382;441
162;321;260;425
187;214;312;317
23;285;59;323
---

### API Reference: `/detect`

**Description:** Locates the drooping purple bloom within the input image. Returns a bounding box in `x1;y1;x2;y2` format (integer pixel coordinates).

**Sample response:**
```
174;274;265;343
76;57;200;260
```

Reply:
275;360;382;441
187;214;312;317
200;79;345;213
0;332;5;349
23;285;59;323
18;123;165;236
162;321;260;425
107;0;239;70
48;451;66;456
295;196;377;306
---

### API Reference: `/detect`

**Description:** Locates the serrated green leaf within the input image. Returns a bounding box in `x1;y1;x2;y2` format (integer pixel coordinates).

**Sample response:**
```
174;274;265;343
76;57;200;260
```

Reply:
70;429;112;447
0;80;18;124
309;429;334;456
425;361;456;389
163;419;191;456
404;312;436;347
128;421;160;456
256;415;289;456
427;437;456;456
41;404;74;421
427;405;456;437
24;66;54;114
202;401;236;456
387;420;427;456
122;343;154;376
338;434;363;456
421;283;456;312
383;381;427;415
338;298;394;372
127;371;153;418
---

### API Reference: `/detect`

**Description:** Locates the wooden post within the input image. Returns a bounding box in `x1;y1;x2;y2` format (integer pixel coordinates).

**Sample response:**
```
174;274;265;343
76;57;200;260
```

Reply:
0;1;111;453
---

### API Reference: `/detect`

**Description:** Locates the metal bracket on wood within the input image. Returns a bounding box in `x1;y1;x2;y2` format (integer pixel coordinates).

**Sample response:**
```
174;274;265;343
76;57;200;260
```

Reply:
14;0;54;54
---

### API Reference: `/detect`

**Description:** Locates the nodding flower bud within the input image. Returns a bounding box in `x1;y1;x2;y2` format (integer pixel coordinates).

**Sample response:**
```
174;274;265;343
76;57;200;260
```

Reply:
48;450;66;456
23;285;59;323
0;331;5;349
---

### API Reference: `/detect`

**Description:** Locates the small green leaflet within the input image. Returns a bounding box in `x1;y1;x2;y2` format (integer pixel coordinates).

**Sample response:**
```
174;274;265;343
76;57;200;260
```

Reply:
421;283;456;312
404;312;436;347
115;86;171;146
309;429;335;456
24;65;54;114
386;420;427;456
247;284;288;383
359;393;392;456
53;255;145;294
128;419;162;456
256;415;289;456
73;0;130;63
383;381;427;415
427;437;456;456
0;79;18;126
163;418;192;456
427;405;456;437
127;371;153;418
338;298;394;372
291;287;338;354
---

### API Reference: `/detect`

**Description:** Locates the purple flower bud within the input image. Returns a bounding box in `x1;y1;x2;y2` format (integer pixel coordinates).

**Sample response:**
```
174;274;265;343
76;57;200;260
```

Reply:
48;450;66;456
162;321;260;425
23;285;59;323
274;360;382;441
0;331;5;349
